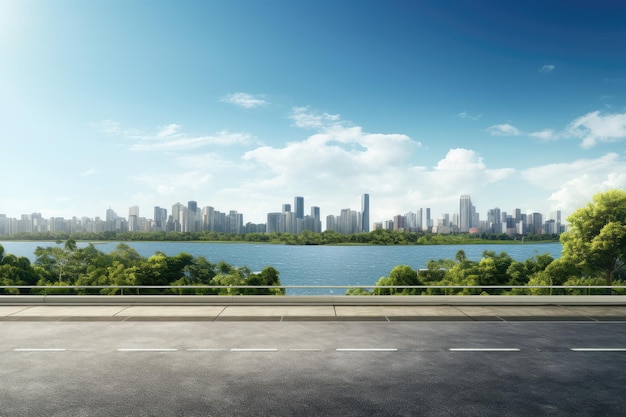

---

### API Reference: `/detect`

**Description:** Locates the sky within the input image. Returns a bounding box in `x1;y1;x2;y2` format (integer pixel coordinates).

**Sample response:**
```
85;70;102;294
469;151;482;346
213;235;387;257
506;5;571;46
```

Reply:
1;0;626;226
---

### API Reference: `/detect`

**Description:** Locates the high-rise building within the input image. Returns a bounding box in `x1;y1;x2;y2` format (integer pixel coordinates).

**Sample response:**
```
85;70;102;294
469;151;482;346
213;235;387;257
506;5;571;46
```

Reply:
128;206;139;232
487;207;501;233
171;203;186;232
530;212;544;235
393;214;405;231
187;201;198;232
548;210;562;234
361;193;370;232
459;195;474;232
416;208;423;231
153;206;167;231
294;196;304;220
311;206;322;233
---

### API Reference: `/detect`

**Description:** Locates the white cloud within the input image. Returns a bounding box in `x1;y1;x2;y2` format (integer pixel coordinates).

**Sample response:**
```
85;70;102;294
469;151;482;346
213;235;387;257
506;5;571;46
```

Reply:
566;110;626;149
221;92;268;109
539;64;555;73
155;123;182;139
90;109;626;225
130;131;253;151
96;121;253;151
529;128;558;141
521;153;626;214
457;111;482;121
239;108;523;222
490;110;626;148
428;149;514;198
289;106;341;129
241;110;425;219
486;123;521;136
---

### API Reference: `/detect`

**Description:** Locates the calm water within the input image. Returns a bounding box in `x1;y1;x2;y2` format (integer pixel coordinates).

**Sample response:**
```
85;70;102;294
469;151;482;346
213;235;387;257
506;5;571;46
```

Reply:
1;241;562;294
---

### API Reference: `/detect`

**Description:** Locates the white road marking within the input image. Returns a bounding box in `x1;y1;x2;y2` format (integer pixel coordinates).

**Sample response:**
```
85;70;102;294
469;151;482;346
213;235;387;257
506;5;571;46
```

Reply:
336;348;398;352
449;348;521;352
116;348;178;352
14;348;66;352
289;348;322;352
187;348;227;352
570;348;626;352
230;348;278;352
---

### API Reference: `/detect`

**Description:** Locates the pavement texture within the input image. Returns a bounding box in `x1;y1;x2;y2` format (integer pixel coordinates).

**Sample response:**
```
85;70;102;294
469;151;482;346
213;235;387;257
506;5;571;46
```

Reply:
2;304;626;321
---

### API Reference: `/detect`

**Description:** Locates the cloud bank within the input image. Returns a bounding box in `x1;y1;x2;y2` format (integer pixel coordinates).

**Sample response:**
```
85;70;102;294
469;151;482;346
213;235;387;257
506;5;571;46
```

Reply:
94;108;626;224
489;110;626;148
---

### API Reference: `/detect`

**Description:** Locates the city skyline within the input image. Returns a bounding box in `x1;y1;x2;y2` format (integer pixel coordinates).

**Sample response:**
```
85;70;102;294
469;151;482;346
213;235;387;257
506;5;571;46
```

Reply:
0;193;564;236
1;2;625;224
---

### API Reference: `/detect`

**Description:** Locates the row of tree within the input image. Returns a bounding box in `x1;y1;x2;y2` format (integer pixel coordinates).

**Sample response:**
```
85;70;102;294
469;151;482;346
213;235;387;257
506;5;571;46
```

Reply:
347;250;623;296
350;189;626;295
1;229;560;245
0;240;283;295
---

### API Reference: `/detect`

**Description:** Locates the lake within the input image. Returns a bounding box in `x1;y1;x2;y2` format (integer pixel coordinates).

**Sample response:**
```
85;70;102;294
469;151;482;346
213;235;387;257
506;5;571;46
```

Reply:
1;241;562;294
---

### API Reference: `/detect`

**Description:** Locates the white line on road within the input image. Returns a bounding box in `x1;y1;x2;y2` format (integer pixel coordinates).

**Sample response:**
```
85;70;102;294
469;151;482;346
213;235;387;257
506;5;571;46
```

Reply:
230;348;278;352
336;348;398;352
14;348;67;352
449;348;521;352
187;348;228;352
289;348;322;352
570;348;626;352
116;348;178;352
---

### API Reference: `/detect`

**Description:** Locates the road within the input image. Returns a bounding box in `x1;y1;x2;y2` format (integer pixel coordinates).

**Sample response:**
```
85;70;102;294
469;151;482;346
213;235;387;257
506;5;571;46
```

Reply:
1;320;626;416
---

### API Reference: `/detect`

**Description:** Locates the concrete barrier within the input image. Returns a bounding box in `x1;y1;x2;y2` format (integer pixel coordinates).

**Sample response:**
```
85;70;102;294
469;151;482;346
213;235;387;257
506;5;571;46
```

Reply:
1;295;626;306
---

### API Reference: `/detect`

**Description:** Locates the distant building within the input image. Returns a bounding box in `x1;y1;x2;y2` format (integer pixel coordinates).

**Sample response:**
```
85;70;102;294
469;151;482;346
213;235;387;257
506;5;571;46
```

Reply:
459;194;474;232
361;193;370;232
294;196;304;220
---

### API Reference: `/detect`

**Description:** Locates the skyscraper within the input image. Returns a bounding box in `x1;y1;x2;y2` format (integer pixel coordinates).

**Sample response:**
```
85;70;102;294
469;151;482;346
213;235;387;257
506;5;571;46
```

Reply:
171;202;186;232
361;193;370;232
459;194;474;232
153;206;167;231
311;206;321;233
128;206;139;232
294;196;304;220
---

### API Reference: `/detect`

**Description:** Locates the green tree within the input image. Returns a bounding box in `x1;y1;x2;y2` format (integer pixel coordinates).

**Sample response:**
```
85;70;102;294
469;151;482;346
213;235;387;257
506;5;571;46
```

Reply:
245;266;285;295
373;265;421;295
561;189;626;285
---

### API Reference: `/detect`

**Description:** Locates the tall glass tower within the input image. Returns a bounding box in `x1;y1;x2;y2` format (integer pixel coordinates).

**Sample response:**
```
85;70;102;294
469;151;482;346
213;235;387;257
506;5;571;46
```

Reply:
294;196;304;219
361;193;370;232
459;194;474;232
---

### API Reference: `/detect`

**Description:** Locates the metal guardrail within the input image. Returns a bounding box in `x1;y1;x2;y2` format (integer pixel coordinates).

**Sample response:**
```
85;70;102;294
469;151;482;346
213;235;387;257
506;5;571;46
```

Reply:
1;285;625;295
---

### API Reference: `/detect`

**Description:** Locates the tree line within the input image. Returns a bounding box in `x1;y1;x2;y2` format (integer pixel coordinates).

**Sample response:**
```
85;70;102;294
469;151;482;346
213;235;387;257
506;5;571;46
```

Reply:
1;228;559;245
0;240;283;295
350;189;626;295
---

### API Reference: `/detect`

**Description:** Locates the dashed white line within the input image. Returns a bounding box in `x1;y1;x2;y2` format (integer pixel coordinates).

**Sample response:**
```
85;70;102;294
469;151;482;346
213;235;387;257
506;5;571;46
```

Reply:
14;348;67;352
449;348;521;352
230;348;278;352
570;348;626;352
336;348;398;352
187;348;227;352
289;348;322;352
116;348;178;352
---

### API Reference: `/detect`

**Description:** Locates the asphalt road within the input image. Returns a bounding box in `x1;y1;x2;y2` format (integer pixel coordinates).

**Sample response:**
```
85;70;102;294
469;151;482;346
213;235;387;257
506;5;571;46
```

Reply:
1;320;626;416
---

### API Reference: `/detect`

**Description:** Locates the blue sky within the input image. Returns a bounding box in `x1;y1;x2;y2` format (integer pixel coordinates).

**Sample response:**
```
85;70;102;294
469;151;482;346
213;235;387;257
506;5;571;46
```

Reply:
1;0;625;226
